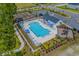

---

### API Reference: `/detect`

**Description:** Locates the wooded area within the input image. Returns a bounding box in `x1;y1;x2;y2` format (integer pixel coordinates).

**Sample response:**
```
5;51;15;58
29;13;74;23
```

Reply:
0;3;19;54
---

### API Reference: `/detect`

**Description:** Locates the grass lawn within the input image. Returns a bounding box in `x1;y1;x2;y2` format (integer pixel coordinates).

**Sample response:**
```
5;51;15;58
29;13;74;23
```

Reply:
16;3;58;9
0;35;21;55
57;5;79;14
13;35;21;50
16;3;36;9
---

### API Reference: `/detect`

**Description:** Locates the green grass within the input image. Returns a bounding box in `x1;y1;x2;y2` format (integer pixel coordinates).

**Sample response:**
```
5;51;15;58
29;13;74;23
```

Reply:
13;35;21;49
44;8;69;17
16;3;57;9
16;3;36;9
57;5;79;14
33;49;41;56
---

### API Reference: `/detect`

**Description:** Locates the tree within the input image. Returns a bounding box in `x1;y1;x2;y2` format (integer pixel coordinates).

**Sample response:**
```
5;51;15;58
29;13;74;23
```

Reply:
0;3;17;54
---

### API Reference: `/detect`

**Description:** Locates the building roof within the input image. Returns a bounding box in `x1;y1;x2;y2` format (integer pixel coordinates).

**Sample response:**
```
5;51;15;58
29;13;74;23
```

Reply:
38;10;79;30
69;3;79;5
15;18;23;23
43;12;60;23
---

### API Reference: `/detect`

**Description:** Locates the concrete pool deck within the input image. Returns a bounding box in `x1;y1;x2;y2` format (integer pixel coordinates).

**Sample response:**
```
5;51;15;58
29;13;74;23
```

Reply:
22;19;57;46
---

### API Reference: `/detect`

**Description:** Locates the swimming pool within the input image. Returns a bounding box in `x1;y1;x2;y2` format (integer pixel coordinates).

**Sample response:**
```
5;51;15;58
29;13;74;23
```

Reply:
29;22;49;37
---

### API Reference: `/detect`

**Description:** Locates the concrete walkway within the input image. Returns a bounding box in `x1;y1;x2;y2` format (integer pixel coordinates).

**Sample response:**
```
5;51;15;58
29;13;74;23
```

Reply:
13;27;25;52
16;25;35;52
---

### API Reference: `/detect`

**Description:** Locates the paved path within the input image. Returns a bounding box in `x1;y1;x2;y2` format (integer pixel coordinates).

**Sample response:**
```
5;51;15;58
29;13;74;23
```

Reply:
16;25;41;52
16;25;34;52
13;27;25;52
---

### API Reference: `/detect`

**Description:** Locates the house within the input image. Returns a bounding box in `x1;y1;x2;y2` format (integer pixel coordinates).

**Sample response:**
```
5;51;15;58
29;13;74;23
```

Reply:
42;12;74;38
39;12;63;27
38;10;79;32
68;3;79;10
15;17;23;23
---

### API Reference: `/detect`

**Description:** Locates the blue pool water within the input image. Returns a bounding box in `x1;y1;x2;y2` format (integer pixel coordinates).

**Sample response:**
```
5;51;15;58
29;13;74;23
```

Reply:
29;22;49;37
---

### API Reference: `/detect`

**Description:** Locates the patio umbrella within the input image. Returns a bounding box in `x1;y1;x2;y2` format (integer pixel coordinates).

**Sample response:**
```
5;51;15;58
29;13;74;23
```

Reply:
47;20;54;27
24;29;30;33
